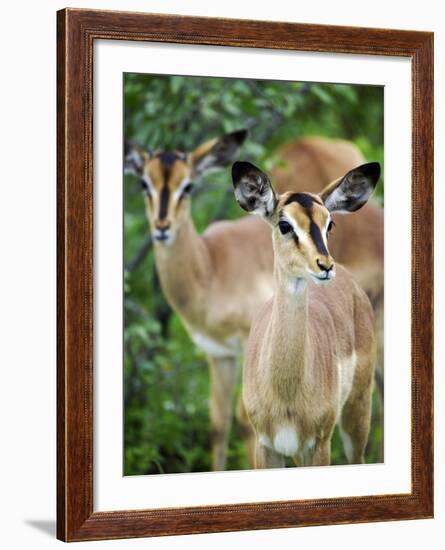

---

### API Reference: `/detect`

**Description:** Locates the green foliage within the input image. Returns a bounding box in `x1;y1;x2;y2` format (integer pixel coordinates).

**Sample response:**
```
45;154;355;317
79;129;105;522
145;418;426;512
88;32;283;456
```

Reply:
124;74;384;475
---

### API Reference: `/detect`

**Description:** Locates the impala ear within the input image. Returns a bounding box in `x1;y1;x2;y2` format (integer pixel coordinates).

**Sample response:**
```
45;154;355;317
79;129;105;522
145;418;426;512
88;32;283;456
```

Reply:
320;162;380;213
191;129;248;177
124;142;151;176
231;161;277;218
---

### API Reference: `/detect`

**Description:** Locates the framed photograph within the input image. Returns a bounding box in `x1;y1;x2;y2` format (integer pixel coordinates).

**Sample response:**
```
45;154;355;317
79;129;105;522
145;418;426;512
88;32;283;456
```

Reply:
57;8;433;542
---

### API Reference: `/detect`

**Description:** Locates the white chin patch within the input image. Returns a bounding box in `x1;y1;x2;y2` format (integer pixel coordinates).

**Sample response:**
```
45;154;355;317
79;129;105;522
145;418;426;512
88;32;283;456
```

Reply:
310;271;336;285
153;232;175;246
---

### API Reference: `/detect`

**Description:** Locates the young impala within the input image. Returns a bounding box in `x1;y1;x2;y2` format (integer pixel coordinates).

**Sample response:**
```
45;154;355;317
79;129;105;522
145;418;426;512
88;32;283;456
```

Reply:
272;138;384;456
125;130;274;470
232;160;379;467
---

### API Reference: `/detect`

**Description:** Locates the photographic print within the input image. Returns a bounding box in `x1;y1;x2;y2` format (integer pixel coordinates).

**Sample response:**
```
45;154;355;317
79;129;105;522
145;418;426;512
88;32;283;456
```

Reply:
58;9;433;541
123;74;384;476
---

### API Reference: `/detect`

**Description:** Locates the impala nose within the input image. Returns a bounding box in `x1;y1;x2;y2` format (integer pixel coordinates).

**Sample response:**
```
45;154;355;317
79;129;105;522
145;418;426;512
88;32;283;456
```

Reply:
316;259;334;278
316;259;333;272
153;222;172;242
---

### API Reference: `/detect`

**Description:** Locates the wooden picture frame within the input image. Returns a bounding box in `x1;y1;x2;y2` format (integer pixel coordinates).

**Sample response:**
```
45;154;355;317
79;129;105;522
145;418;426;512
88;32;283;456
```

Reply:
57;8;434;542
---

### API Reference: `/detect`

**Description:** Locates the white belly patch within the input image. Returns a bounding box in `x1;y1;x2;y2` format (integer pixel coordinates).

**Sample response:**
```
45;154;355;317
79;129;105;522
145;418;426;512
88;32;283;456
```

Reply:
190;331;240;358
260;427;308;458
273;426;299;457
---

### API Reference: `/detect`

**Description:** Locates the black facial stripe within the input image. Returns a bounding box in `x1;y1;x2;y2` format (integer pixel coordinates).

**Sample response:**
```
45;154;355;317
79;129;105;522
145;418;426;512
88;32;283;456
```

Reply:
284;192;322;207
157;151;180;166
310;221;329;255
159;183;170;220
283;192;328;254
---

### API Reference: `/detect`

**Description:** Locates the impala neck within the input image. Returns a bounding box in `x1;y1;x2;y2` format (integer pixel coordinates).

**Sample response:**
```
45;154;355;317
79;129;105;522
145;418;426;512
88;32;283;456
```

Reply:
267;263;312;393
153;216;211;318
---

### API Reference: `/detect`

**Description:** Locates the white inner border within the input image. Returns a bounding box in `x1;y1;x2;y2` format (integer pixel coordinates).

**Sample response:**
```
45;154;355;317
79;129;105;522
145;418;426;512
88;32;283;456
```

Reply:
94;40;412;512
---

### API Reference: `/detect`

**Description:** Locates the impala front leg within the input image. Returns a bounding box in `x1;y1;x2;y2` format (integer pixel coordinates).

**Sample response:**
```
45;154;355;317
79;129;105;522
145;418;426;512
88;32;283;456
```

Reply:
311;438;331;466
208;356;239;471
236;397;256;468
255;441;285;469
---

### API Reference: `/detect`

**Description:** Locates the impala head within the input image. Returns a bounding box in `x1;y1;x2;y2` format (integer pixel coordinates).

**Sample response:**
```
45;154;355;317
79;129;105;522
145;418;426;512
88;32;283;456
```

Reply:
232;160;380;285
125;130;248;245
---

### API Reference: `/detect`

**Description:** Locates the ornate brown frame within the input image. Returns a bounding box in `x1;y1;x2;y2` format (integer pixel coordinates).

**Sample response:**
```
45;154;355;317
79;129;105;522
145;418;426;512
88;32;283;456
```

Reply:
57;8;434;542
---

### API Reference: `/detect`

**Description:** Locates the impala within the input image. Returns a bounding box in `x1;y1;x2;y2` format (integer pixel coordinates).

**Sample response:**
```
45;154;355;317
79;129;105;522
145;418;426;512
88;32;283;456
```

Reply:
232;160;379;467
125;130;274;470
272;138;384;456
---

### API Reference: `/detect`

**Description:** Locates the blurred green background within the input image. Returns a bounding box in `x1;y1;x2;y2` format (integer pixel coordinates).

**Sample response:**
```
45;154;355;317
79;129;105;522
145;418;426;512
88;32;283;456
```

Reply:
124;74;384;475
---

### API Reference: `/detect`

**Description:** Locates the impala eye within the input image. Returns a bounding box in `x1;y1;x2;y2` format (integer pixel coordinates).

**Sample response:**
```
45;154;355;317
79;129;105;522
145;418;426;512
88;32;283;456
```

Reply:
182;182;194;195
278;221;293;235
327;220;335;234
